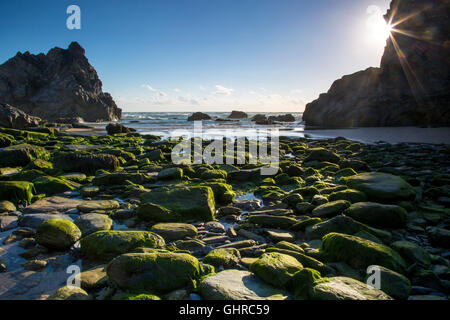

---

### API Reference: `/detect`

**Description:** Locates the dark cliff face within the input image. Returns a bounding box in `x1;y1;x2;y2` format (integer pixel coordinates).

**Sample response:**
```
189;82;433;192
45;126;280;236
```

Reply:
0;42;122;122
303;0;450;128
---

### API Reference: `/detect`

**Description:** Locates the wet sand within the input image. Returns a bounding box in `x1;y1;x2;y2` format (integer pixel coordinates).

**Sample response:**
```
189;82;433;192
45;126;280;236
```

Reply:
303;127;450;145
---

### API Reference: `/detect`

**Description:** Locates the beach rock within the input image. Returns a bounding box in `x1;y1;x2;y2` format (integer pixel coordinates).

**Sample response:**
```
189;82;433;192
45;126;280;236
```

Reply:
303;0;450;127
106;252;201;292
228;111;248;119
346;202;407;228
250;252;303;288
0;42;121;122
426;227;450;248
157;167;183;180
199;270;287;300
304;148;340;164
150;223;198;241
247;214;298;229
365;265;411;299
92;172;150;186
0;103;41;129
312;200;351;218
202;182;235;204
106;123;135;135
77;200;120;213
0;144;50;167
35;219;81;250
322;233;406;273
49;286;91;300
392;241;431;267
74;213;113;236
32;176;75;195
328;189;367;203
345;172;416;202
80;230;165;260
203;248;241;269
54;152;120;173
80;265;108;291
0;181;35;204
22;196;83;214
138;186;215;222
311;276;393;300
268;114;296;122
0;216;18;232
0;132;14;147
187;112;211;121
0;200;16;213
18;214;73;229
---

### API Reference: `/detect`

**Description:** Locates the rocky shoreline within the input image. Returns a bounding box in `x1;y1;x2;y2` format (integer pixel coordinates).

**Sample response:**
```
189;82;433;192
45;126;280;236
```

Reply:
0;125;449;300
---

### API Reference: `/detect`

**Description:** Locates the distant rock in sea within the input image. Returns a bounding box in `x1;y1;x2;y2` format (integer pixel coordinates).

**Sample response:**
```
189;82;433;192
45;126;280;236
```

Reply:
0;42;122;122
303;0;450;128
228;111;248;119
106;123;136;135
251;113;296;125
0;103;41;129
187;112;212;121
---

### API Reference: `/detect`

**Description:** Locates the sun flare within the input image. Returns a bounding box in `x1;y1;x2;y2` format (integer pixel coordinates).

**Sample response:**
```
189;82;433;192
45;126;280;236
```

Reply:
366;5;392;44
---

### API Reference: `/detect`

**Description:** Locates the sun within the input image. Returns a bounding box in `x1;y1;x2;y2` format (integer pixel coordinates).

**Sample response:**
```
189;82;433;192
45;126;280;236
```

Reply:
366;5;393;44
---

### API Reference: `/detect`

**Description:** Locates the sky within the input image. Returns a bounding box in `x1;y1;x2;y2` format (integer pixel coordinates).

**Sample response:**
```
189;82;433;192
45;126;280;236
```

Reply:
0;0;391;112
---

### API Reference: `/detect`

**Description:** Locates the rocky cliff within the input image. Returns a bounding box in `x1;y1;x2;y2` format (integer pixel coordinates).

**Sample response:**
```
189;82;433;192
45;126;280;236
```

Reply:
0;42;121;122
303;0;450;128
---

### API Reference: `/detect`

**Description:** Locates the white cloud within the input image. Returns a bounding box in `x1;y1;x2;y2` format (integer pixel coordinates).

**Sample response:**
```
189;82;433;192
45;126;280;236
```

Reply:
141;84;156;91
158;91;168;97
213;85;234;95
291;89;303;95
173;88;181;92
248;90;257;95
199;85;206;91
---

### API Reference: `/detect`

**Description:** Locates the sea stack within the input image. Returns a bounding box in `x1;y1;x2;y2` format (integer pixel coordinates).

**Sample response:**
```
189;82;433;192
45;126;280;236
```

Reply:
0;42;122;122
303;0;450;128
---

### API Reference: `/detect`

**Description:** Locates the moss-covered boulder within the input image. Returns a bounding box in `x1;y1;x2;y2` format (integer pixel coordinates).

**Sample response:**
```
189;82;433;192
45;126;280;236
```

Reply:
23;159;53;172
35;219;81;250
201;182;235;204
250;252;303;288
112;292;161;300
203;248;241;269
322;233;406;273
157;167;183;180
328;189;367;203
364;265;411;299
291;268;324;298
391;241;432;266
77;200;120;213
92;172;151;186
54;152;120;173
199;270;288;300
74;213;113;236
346;202;407;228
311;276;392;300
0;144;50;167
32;176;75;195
139;186;215;222
0;181;35;204
106;252;201;292
0;133;14;148
311;200;351;218
150;223;198;241
80;230;165;261
426;227;450;248
201;169;227;180
49;286;91;300
304;148;340;164
247;214;298;229
345;172;415;203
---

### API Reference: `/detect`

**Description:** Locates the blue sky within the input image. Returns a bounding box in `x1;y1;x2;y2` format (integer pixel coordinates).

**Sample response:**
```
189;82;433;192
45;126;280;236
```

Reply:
0;0;391;112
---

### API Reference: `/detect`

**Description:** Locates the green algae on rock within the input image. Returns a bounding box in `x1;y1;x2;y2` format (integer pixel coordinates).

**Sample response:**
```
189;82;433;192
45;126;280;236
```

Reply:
80;230;165;261
328;189;367;203
106;252;201;292
346;202;407;228
48;286;91;300
150;223;198;241
321;233;406;273
311;200;351;218
0;144;50;167
139;186;215;222
77;200;120;213
345;172;415;202
203;248;241;269
35;219;81;250
250;252;303;288
0;181;35;204
32;176;75;195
